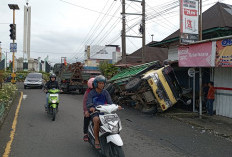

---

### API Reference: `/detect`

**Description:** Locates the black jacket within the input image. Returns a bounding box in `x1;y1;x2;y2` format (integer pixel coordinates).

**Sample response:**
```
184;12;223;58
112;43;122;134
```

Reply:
45;80;59;90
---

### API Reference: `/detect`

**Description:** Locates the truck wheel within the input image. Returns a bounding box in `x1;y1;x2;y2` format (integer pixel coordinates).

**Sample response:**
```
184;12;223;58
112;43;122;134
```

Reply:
62;88;68;94
125;78;142;92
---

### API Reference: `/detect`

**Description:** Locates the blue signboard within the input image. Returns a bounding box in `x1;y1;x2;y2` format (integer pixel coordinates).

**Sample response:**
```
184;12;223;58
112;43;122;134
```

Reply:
10;43;17;52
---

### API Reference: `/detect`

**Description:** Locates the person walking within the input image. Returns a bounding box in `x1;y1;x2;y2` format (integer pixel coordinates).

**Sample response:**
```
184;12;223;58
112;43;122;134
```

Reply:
206;82;215;116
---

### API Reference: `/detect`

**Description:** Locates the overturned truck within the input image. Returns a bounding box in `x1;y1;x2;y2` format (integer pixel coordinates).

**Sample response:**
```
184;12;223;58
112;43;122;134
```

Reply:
107;61;184;114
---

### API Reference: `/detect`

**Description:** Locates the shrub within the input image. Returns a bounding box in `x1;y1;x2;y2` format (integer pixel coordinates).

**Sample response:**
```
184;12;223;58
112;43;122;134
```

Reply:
0;83;17;104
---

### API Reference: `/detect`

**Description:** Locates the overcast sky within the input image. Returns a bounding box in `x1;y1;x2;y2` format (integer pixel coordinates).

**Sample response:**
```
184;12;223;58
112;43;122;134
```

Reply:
0;0;231;64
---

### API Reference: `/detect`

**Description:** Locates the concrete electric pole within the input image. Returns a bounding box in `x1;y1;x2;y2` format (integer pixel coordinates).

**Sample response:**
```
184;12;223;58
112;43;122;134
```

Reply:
121;0;126;64
142;0;146;63
121;0;146;64
199;0;203;118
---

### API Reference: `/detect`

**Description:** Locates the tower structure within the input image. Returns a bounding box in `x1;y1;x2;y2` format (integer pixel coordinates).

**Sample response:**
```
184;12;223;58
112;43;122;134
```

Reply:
23;1;31;63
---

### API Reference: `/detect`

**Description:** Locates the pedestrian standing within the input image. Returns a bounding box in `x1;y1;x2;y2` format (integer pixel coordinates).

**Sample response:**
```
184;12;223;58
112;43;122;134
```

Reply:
206;82;215;116
203;83;209;111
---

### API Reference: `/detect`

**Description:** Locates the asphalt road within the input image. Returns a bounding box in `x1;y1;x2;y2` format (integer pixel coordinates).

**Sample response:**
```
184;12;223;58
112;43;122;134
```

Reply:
0;83;232;157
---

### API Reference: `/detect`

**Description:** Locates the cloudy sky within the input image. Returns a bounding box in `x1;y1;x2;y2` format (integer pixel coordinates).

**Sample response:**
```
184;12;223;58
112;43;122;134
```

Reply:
0;0;231;64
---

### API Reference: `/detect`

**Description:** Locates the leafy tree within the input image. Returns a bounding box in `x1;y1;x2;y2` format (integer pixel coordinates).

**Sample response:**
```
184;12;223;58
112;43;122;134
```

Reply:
98;61;119;79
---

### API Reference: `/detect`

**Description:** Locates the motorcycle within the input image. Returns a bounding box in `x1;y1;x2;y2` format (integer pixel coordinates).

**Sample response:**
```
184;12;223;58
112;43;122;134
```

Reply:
88;104;125;157
47;88;60;121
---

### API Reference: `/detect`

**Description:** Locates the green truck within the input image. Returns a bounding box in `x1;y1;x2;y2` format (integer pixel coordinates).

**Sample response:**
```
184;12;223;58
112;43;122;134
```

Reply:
53;63;100;93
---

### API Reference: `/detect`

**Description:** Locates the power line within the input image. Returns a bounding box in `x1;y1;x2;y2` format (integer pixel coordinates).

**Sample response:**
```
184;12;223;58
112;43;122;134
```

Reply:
69;0;220;62
58;0;120;18
69;0;112;60
90;5;121;46
68;1;118;62
70;1;129;62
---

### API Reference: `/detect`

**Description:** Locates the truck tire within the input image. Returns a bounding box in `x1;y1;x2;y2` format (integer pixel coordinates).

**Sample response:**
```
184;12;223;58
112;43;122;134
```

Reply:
125;78;142;92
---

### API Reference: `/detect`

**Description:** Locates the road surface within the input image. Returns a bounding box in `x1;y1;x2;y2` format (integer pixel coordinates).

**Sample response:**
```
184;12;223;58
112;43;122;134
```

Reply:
0;83;232;157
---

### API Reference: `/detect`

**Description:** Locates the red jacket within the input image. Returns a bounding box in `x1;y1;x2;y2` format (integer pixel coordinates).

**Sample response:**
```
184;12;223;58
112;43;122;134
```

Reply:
83;88;91;113
207;86;215;99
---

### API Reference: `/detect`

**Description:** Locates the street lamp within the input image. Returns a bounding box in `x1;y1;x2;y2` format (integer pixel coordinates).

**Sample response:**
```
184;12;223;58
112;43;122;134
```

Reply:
151;34;154;42
8;4;19;84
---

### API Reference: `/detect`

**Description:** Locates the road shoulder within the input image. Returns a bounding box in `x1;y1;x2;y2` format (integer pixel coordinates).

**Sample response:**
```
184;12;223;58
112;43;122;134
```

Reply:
0;91;21;156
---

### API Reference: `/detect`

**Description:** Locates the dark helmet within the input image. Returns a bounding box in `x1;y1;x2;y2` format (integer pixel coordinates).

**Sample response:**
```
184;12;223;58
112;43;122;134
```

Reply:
93;75;106;88
50;73;56;80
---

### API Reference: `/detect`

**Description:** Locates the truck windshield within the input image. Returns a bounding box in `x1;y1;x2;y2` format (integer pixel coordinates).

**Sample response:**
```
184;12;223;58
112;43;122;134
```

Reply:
162;67;182;99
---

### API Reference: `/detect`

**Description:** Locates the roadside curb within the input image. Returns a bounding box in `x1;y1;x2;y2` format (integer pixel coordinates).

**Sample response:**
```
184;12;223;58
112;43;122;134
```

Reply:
0;91;20;130
162;113;232;141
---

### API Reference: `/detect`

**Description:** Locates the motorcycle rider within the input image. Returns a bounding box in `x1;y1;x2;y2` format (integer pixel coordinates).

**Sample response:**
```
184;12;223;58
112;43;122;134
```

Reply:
44;74;60;111
86;75;122;149
82;77;95;142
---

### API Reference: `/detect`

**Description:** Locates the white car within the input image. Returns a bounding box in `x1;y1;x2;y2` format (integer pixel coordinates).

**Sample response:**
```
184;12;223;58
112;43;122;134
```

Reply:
24;73;44;89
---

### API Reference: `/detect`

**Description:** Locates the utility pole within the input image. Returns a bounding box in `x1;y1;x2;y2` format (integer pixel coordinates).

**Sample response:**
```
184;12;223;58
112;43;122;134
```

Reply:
199;0;203;118
8;4;19;84
142;0;145;63
121;0;145;64
121;0;126;64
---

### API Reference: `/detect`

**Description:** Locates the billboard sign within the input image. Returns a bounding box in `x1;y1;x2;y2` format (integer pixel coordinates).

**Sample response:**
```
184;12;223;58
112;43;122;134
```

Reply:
178;41;216;67
215;39;232;67
89;45;115;60
180;0;199;44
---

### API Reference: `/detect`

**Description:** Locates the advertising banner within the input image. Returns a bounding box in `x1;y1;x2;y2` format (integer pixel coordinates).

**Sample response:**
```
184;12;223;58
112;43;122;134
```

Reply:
178;41;216;67
180;0;199;44
89;45;115;60
215;39;232;67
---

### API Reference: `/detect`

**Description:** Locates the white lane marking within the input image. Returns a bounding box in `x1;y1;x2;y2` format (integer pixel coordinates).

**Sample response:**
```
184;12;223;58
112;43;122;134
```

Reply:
23;95;27;100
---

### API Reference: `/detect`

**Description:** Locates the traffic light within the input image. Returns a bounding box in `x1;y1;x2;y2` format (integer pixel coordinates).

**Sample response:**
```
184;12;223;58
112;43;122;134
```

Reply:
9;24;16;40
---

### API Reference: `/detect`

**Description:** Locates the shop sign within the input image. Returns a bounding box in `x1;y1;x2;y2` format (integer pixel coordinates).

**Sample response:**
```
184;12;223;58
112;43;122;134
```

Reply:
178;41;216;67
180;0;199;44
216;39;232;67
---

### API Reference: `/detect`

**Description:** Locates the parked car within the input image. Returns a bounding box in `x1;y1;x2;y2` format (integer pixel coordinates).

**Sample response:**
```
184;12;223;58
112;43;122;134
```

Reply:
24;73;44;89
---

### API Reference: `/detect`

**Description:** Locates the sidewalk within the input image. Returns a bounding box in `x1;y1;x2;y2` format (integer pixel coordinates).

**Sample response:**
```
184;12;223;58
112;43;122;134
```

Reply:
162;108;232;141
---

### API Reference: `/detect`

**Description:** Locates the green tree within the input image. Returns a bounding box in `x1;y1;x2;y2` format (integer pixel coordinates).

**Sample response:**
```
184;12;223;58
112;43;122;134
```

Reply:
98;61;119;79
